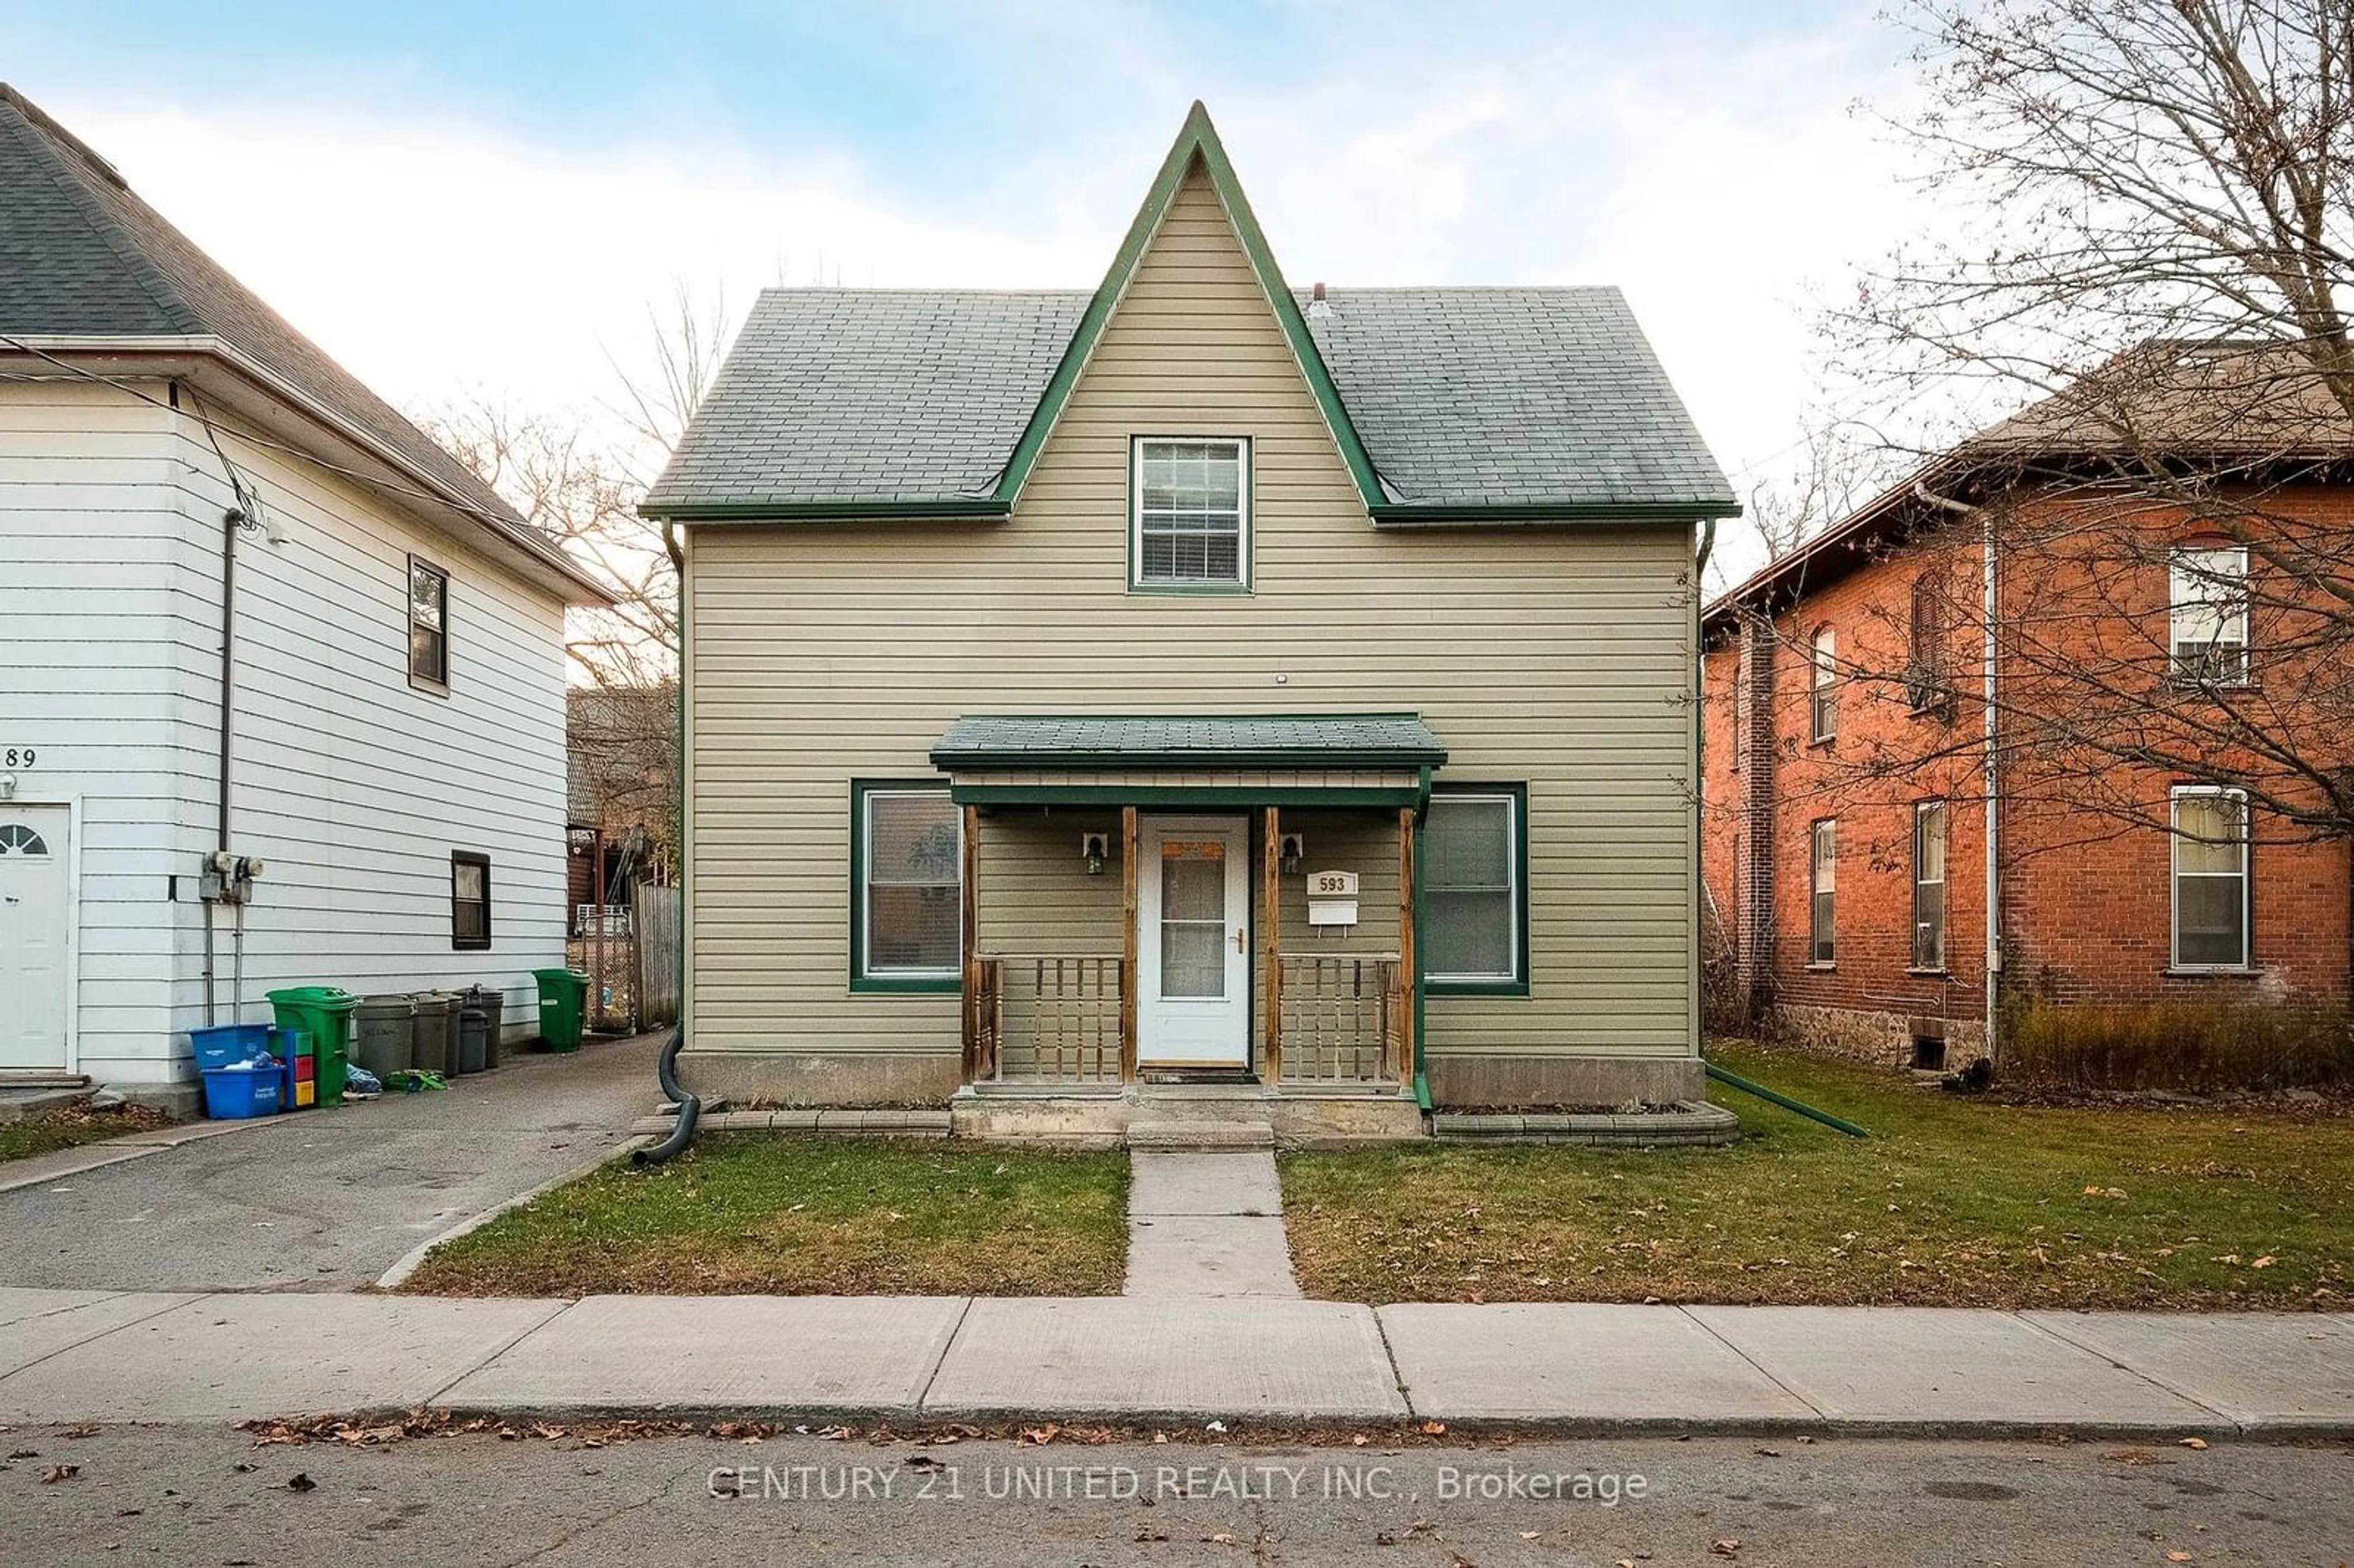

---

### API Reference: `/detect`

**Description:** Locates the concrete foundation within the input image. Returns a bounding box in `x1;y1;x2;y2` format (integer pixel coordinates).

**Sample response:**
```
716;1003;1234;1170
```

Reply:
1422;1052;1703;1109
675;1049;962;1108
953;1083;1424;1147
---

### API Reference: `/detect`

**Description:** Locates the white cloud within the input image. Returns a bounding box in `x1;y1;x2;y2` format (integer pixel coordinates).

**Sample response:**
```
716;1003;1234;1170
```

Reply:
41;6;1930;580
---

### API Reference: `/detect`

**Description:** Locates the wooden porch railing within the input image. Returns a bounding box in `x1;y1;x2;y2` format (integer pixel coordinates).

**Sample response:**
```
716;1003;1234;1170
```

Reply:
967;954;1129;1083
1276;953;1405;1086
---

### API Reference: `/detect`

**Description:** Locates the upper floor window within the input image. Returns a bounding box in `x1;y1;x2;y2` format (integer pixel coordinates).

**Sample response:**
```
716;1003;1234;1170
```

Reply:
2169;544;2249;685
1809;626;1838;742
409;556;451;691
2171;786;2249;970
1906;574;1950;712
1133;438;1249;590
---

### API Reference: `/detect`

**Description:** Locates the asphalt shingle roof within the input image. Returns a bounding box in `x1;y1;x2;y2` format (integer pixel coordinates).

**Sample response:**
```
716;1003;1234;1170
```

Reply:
931;713;1449;771
647;285;1734;514
0;84;603;597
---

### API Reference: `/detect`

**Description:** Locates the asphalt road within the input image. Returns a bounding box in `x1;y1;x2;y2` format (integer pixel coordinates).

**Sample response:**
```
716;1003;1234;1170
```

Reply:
0;1033;661;1292
1;1428;2344;1566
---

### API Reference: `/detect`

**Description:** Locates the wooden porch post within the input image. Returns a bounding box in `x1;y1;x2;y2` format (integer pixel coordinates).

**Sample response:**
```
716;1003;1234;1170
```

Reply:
960;804;981;1083
1119;805;1140;1082
1397;805;1417;1090
1261;805;1282;1085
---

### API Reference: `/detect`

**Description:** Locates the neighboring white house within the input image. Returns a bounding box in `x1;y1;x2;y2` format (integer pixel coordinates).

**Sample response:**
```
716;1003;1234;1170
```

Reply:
0;84;612;1105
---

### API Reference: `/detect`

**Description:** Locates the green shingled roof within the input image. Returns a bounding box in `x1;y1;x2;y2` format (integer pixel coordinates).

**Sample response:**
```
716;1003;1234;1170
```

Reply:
644;104;1734;524
931;714;1449;771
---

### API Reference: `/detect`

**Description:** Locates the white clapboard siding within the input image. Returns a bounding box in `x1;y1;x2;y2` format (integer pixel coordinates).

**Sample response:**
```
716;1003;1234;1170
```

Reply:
685;161;1699;1068
0;378;575;1084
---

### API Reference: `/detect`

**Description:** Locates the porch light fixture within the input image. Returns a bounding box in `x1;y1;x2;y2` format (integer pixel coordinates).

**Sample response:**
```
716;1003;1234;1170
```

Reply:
1280;833;1305;874
1081;831;1108;875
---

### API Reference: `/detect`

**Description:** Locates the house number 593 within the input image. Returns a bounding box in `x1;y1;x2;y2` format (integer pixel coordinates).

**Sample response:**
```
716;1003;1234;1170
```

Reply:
2;748;33;767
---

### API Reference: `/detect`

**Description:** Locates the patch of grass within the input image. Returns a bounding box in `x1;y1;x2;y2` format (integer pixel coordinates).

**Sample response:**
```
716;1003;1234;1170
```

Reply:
1281;1043;2354;1310
401;1135;1130;1297
0;1104;169;1164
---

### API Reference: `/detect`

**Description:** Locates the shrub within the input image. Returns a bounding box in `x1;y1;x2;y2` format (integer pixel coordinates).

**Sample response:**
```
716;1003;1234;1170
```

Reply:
2000;994;2354;1091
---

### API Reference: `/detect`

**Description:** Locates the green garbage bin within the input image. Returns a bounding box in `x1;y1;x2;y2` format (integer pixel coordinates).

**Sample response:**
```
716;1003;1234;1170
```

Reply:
532;968;588;1052
265;986;357;1106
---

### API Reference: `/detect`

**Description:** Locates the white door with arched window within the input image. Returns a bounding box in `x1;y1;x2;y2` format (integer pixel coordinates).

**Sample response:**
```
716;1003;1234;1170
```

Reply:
0;806;71;1072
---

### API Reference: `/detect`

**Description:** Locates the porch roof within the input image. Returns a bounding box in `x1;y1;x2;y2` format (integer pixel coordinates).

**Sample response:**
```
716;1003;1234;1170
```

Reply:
931;713;1447;808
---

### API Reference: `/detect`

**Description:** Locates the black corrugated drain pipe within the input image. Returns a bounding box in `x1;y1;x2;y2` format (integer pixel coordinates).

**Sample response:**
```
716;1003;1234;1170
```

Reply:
632;1027;699;1166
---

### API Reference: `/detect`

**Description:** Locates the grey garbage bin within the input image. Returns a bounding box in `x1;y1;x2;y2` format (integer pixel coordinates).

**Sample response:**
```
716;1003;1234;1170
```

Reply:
463;984;506;1070
354;995;415;1077
457;1008;488;1075
409;991;457;1076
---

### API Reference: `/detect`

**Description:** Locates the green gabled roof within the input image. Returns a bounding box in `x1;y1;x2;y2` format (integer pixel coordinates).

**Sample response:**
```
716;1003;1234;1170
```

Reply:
988;101;1387;511
931;712;1449;772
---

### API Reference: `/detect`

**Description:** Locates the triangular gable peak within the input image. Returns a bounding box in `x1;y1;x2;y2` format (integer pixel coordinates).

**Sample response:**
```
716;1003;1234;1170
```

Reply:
991;101;1384;509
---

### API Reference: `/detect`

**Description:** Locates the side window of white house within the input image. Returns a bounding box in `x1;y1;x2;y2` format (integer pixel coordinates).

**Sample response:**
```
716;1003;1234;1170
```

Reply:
1422;788;1526;991
409;555;451;691
2169;544;2249;683
1132;438;1248;590
853;783;962;987
2171;786;2249;969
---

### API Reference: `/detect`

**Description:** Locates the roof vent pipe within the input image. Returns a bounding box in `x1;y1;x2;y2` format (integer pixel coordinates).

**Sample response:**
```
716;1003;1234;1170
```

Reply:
1308;280;1332;321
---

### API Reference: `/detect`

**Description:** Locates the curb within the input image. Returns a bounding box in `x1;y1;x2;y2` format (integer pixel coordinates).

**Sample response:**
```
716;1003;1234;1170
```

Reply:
374;1135;651;1291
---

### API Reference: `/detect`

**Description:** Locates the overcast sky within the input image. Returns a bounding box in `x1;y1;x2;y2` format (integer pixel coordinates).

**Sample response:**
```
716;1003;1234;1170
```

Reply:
4;1;1935;581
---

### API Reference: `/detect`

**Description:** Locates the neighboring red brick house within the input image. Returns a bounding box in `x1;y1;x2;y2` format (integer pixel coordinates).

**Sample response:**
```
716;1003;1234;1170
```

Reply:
1702;352;2354;1071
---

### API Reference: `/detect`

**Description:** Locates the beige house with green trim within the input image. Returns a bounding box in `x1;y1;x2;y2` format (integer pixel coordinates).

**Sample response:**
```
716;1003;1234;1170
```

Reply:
642;104;1737;1137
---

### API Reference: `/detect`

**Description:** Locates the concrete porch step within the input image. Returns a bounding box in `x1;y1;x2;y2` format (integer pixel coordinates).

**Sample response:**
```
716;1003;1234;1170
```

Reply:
1125;1119;1276;1151
0;1086;93;1124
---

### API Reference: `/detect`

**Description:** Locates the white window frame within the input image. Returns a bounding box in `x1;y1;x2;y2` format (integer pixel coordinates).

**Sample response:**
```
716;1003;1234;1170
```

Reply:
1422;790;1523;988
856;784;964;984
1810;625;1838;741
2168;544;2250;685
1809;818;1837;965
1911;801;1947;972
1130;436;1251;590
2170;785;2251;971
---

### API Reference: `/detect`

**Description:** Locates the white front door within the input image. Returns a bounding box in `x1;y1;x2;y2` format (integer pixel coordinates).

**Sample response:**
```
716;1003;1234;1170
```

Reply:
0;806;71;1072
1137;816;1251;1067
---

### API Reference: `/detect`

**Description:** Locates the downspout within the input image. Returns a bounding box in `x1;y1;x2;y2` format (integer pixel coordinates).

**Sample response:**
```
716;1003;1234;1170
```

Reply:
635;517;699;1165
205;479;243;1027
1914;479;1998;1067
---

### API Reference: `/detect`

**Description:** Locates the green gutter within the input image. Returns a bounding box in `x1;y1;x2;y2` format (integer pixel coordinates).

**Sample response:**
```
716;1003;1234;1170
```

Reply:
1369;501;1740;525
1704;1062;1868;1138
639;498;1010;522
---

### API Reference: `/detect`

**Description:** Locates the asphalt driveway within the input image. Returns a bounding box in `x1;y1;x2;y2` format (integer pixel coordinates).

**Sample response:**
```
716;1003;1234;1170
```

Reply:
0;1033;662;1292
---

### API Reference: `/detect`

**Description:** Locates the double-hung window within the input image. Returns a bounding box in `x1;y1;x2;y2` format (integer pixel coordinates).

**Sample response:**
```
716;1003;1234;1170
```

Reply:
1809;818;1837;964
1912;802;1947;971
853;782;962;988
409;555;450;690
2171;786;2250;970
1422;786;1527;991
1810;626;1838;741
1132;438;1249;589
2169;544;2249;684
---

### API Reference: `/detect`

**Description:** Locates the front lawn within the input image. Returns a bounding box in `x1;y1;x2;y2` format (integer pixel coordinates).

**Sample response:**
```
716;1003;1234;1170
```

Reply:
400;1135;1130;1297
1281;1044;2354;1309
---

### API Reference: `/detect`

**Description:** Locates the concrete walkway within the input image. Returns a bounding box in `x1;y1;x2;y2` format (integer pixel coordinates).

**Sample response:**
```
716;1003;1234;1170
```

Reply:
0;1034;662;1292
1124;1152;1299;1298
1;1286;2347;1437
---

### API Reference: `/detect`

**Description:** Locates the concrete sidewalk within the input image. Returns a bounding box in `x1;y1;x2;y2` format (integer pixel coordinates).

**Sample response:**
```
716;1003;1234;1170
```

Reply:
1;1286;2347;1437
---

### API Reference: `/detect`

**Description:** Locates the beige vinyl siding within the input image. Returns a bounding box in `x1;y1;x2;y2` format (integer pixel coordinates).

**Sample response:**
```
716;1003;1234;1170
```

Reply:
686;158;1697;1063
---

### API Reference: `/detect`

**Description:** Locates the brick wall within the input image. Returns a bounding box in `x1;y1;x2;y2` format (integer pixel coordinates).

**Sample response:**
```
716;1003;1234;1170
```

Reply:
1704;484;2353;1071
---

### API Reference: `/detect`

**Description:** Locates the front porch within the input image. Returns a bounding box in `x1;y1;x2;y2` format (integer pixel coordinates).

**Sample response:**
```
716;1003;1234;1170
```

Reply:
934;715;1442;1144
